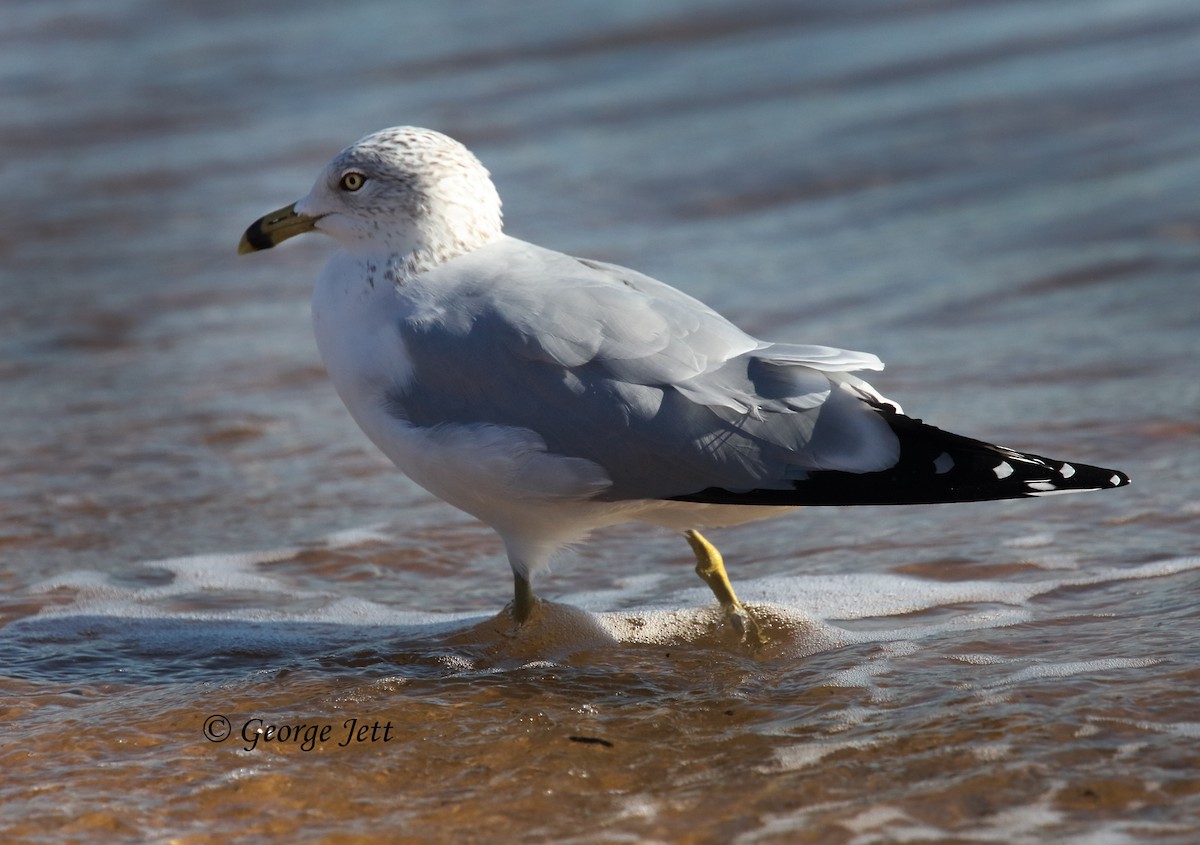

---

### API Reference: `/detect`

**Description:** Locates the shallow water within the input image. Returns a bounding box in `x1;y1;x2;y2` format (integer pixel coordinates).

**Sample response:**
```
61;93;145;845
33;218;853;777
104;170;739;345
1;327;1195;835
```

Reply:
3;1;1199;843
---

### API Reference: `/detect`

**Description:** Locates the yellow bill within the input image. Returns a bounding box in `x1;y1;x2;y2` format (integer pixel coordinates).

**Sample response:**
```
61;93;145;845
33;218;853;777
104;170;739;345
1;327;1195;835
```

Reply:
238;203;319;254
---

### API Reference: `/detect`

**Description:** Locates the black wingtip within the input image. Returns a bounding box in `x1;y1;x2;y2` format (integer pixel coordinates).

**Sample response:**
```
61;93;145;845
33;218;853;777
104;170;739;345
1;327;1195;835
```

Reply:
1018;458;1130;497
669;412;1131;507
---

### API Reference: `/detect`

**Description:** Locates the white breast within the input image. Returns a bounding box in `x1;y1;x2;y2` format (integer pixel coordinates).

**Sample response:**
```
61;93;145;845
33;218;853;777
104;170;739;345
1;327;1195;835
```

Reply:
311;253;416;404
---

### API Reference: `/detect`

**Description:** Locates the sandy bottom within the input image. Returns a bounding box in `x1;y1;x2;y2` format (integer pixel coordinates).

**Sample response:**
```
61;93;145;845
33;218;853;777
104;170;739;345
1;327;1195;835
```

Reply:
3;539;1197;844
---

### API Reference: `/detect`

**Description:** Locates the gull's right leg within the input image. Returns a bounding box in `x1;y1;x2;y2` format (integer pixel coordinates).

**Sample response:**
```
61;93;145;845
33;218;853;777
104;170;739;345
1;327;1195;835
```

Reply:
685;529;764;645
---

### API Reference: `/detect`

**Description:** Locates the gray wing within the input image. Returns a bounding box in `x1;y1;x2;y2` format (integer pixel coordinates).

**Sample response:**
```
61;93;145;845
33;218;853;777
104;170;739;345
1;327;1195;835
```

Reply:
389;237;900;500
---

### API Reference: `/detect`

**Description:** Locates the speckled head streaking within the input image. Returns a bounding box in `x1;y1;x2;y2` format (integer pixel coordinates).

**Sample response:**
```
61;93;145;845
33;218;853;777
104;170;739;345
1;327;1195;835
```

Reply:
239;126;503;272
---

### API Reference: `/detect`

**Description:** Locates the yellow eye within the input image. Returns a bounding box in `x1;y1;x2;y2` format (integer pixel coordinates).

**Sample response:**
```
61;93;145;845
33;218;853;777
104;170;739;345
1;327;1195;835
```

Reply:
339;172;366;192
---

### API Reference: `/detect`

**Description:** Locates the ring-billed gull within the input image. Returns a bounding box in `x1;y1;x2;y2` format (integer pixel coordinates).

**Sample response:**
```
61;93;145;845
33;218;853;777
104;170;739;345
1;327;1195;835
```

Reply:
239;126;1129;635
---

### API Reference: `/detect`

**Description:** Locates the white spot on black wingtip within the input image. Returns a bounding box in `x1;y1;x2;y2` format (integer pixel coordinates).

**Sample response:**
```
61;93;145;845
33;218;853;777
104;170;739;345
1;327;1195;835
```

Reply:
993;461;1014;480
1027;481;1058;492
933;452;954;475
1059;463;1076;479
1110;474;1123;487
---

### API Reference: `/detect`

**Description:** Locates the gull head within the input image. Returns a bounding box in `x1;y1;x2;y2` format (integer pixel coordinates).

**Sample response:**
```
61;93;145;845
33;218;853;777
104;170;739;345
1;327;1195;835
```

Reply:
239;126;503;270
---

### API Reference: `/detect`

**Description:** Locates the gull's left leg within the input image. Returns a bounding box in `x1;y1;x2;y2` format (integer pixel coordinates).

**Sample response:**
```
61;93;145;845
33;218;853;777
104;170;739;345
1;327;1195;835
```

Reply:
512;572;536;624
685;529;764;645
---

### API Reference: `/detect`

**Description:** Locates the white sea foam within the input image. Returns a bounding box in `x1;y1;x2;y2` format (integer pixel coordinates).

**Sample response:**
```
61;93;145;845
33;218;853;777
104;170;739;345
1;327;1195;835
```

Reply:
732;793;1183;845
1088;715;1200;739
322;524;395;548
1002;532;1055;548
769;737;886;771
976;657;1161;689
14;533;1200;667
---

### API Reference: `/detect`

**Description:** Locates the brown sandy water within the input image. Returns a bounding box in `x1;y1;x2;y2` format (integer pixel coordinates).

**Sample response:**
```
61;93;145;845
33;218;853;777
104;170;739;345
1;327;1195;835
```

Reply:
3;1;1199;842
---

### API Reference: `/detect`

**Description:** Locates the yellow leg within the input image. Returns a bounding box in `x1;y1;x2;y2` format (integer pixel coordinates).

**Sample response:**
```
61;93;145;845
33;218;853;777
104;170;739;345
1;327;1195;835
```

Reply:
512;572;536;624
685;530;764;644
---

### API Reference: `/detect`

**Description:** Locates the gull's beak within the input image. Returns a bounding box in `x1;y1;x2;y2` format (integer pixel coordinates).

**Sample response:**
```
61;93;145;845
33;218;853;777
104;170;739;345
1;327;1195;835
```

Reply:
238;203;319;254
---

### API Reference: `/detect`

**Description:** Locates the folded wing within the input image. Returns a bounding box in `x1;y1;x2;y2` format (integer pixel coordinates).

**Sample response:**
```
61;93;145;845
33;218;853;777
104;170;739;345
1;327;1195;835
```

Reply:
391;237;1128;505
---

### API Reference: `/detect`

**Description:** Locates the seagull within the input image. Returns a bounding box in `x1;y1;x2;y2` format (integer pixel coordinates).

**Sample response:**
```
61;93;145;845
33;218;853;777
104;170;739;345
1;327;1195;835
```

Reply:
239;126;1130;636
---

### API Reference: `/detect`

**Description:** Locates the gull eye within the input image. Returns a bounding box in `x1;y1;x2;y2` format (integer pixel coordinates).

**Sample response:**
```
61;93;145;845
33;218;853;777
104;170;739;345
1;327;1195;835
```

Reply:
339;172;366;192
